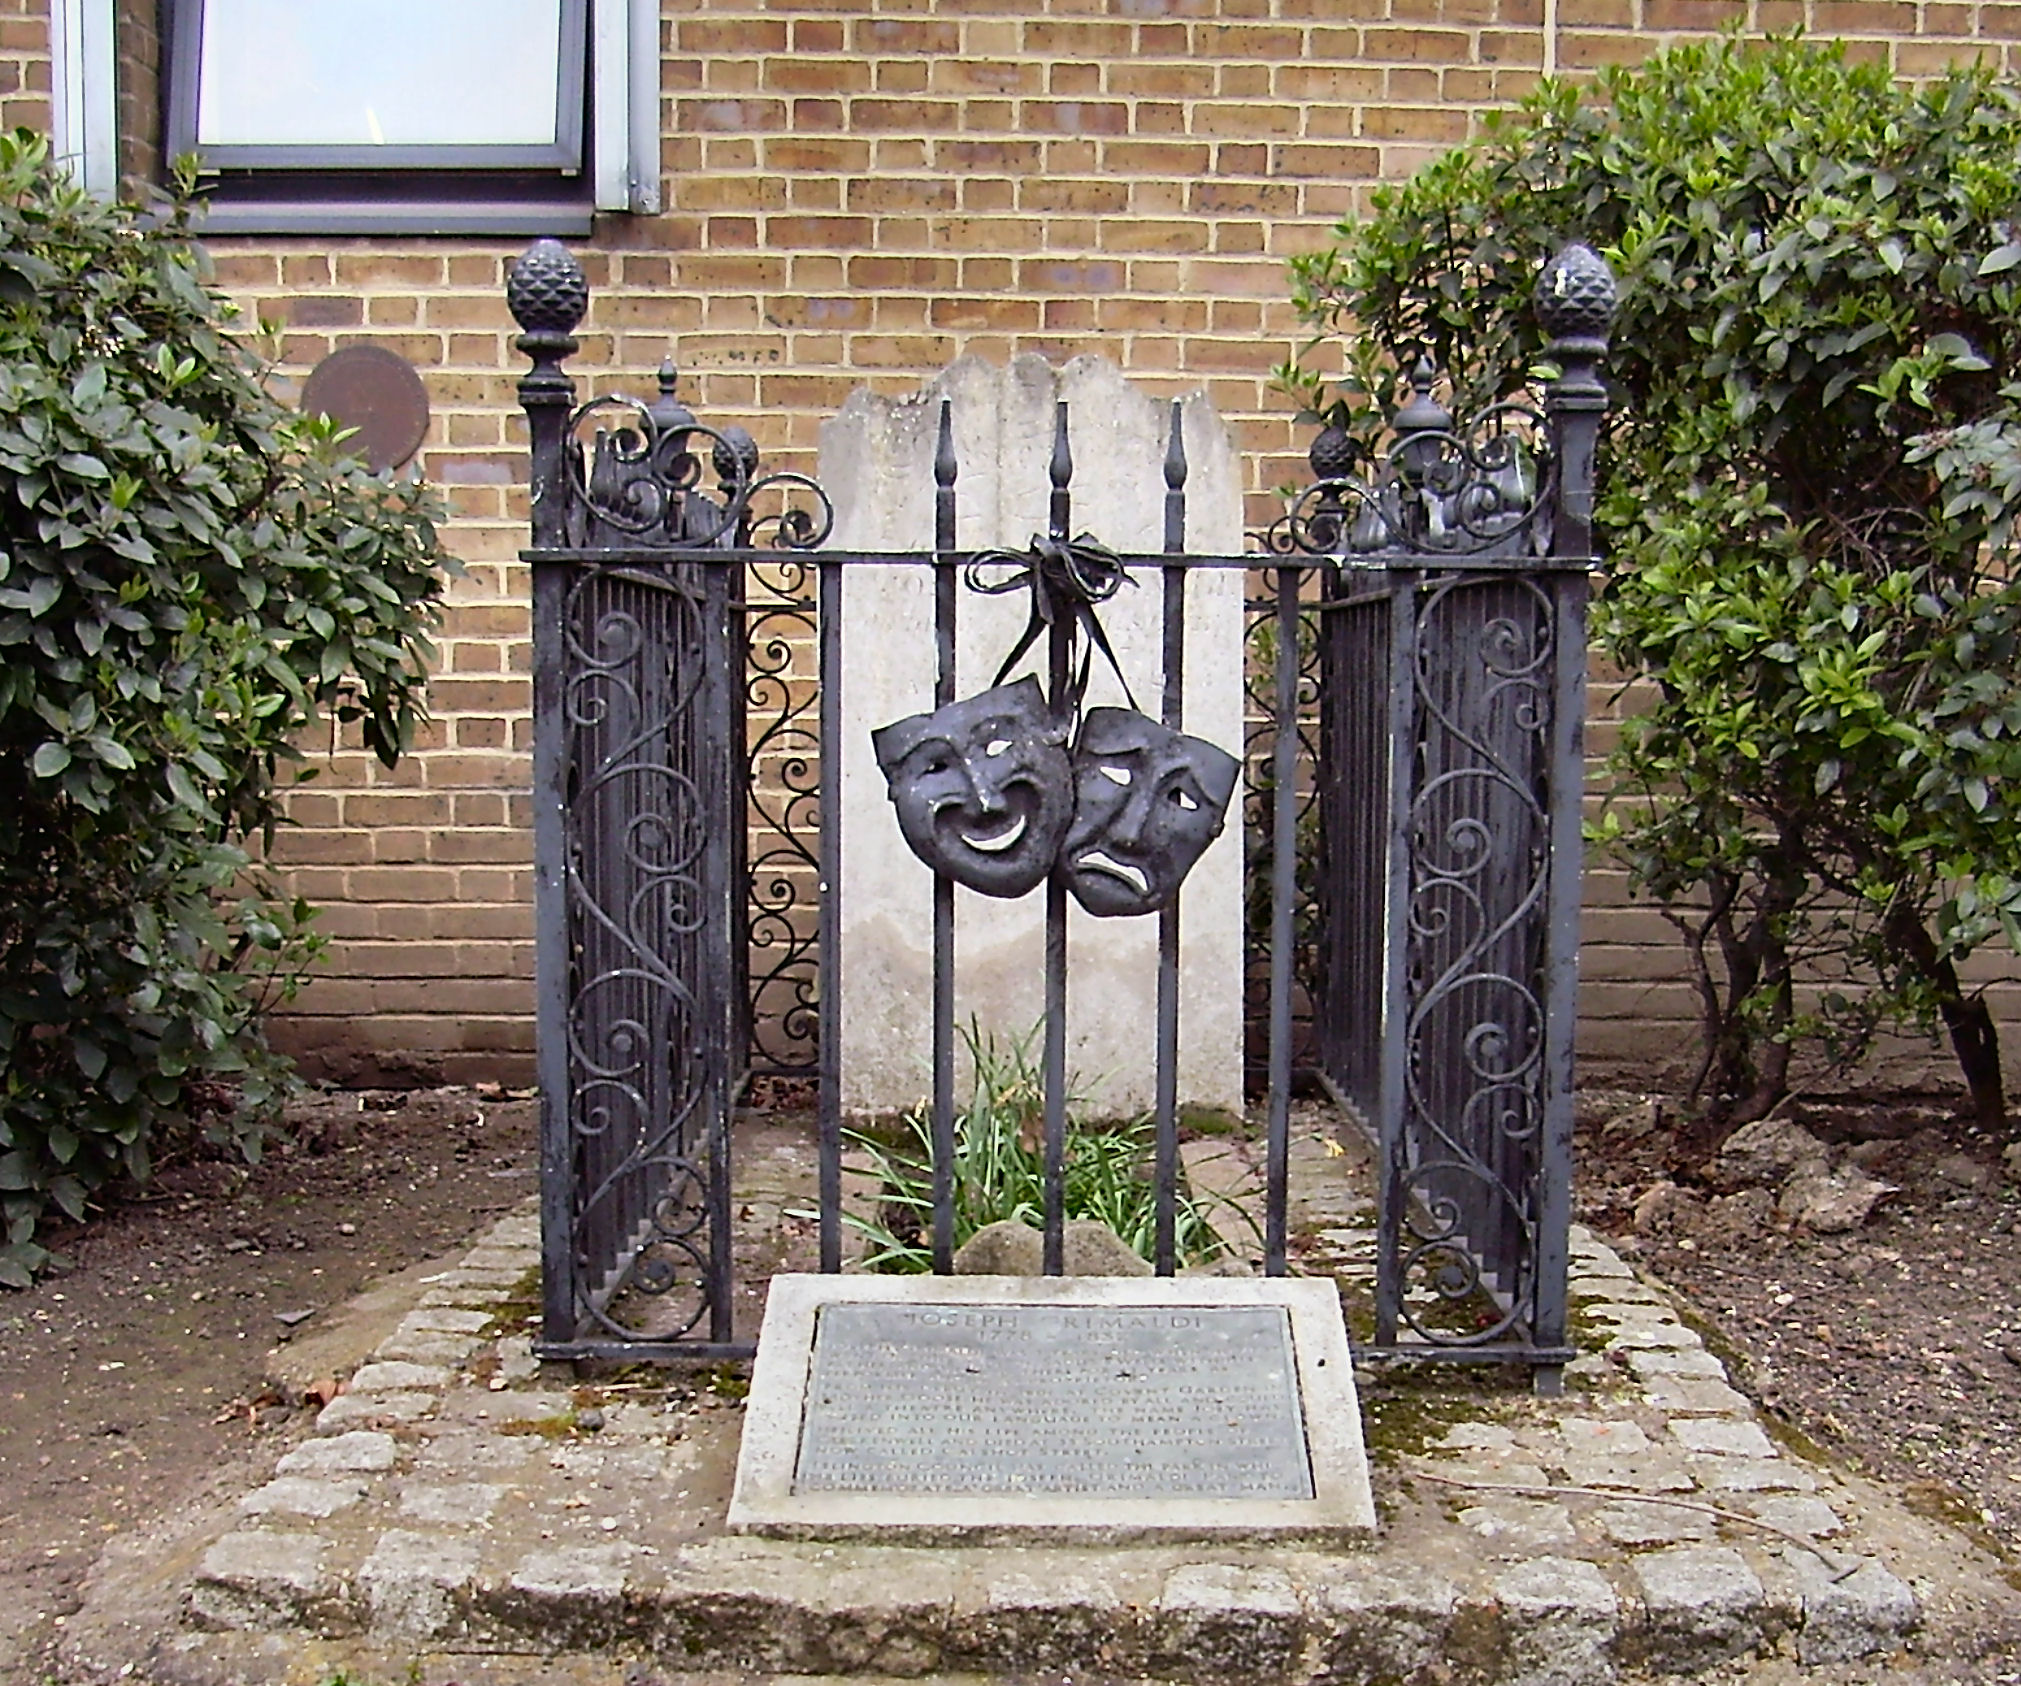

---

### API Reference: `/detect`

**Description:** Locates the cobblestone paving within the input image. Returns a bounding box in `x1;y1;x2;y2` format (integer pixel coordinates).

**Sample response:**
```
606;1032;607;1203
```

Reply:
55;1128;2021;1686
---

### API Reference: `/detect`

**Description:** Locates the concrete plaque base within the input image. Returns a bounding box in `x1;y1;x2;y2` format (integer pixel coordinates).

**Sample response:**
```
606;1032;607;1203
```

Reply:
728;1274;1376;1544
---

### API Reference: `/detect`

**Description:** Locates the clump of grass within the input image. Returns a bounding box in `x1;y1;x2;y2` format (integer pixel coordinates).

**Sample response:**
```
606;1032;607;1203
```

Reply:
834;1022;1252;1272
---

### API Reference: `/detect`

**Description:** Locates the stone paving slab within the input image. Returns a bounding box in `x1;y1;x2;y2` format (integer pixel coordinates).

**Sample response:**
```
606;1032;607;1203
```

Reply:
53;1129;2021;1686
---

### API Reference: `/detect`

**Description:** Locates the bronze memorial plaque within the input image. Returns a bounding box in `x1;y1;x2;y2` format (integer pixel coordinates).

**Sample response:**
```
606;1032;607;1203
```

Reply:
728;1275;1375;1540
794;1301;1313;1500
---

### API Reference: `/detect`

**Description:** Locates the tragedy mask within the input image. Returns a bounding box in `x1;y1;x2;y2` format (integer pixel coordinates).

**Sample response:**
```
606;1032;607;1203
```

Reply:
1058;707;1240;918
872;676;1074;898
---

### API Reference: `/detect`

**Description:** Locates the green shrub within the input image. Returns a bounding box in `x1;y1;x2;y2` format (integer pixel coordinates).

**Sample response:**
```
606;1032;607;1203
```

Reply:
0;133;453;1283
825;1023;1248;1271
1285;33;2021;1150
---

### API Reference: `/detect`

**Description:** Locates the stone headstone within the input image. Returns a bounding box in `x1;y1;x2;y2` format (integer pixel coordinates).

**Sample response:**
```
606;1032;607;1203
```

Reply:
822;354;1246;1117
728;1274;1375;1542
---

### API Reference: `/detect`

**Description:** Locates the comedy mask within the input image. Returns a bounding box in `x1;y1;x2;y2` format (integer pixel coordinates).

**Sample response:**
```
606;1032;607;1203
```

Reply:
872;676;1074;899
1058;707;1240;918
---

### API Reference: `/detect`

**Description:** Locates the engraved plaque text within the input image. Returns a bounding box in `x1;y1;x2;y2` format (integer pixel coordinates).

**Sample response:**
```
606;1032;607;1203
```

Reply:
793;1301;1313;1500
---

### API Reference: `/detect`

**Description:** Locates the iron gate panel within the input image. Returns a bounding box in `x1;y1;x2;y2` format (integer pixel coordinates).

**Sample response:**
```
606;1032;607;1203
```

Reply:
535;558;741;1355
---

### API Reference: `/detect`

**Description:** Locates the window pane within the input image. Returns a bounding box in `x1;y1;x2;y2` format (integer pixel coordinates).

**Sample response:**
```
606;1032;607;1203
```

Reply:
195;0;566;149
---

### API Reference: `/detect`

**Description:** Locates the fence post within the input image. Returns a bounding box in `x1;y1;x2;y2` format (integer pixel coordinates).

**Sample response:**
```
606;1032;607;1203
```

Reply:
509;239;587;1352
1533;241;1618;1388
509;238;588;549
1539;242;1617;560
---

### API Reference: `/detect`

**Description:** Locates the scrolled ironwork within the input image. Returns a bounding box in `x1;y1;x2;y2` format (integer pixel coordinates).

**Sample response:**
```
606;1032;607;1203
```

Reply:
1393;1158;1528;1345
744;554;822;1074
1387;570;1559;1347
562;366;834;551
1269;407;1552;560
552;560;730;1348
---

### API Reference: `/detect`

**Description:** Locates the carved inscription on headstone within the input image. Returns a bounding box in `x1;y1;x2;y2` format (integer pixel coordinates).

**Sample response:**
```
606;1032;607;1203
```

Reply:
793;1301;1314;1500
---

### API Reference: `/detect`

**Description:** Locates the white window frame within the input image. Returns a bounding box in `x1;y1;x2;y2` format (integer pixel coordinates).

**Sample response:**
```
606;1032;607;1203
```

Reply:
49;0;117;196
47;0;655;220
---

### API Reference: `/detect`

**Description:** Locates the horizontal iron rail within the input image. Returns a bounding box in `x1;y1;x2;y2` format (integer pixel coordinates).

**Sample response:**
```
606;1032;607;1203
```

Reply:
1358;1345;1578;1366
522;546;1596;573
534;1339;758;1364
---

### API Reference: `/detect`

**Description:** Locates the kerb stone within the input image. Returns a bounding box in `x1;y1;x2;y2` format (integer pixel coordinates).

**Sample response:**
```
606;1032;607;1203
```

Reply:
1488;1556;1619;1686
188;1531;345;1633
358;1528;480;1644
1768;1552;1918;1664
1303;1559;1461;1684
1629;1544;1769;1667
1151;1564;1302;1682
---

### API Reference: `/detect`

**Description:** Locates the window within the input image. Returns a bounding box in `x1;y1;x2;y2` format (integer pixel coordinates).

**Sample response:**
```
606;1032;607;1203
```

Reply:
53;0;658;233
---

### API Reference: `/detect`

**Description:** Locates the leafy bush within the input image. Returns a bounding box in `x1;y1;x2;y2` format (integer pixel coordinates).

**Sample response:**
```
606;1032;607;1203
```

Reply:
828;1023;1247;1271
1285;33;2021;1152
0;133;452;1283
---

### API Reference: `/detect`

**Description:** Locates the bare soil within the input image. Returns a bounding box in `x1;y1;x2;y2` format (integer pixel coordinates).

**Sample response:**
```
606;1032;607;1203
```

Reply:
1575;1087;2021;1566
4;1079;2020;1683
0;1085;537;1683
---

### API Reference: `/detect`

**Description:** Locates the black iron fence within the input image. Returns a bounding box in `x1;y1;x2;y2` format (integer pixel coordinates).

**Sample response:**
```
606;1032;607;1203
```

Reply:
510;237;1614;1381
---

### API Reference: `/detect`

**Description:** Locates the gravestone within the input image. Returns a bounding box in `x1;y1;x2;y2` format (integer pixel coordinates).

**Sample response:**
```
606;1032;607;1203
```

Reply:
728;1274;1376;1542
822;355;1246;1117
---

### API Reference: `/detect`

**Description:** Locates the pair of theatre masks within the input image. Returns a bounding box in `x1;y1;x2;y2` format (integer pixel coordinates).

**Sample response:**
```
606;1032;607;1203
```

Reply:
872;678;1239;918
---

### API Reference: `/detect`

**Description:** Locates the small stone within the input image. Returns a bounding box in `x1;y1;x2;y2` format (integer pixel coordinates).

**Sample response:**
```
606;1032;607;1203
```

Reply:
316;1390;438;1431
277;1430;399;1476
1161;1563;1300;1614
374;1332;482;1366
1434;1422;1518;1452
1713;1117;1829;1191
1304;1561;1459;1684
460;1247;536;1274
1633;1180;1702;1235
494;1335;543;1385
1558;1417;1652;1453
1933;1152;1995;1193
1413;1455;1548;1490
1600;1319;1701;1351
1557;1446;1696;1494
1627;1346;1728;1381
239;1476;366;1518
350;1360;451;1392
1747;1494;1844;1539
953;1218;1043;1275
1457;1497;1578;1550
1638;1375;1753;1417
1778;1161;1894;1234
1670;1417;1777;1458
1596;1498;1715;1545
483;1213;542;1249
509;1543;633;1599
1688;1454;1815;1492
338;1223;357;1236
399;1483;508;1524
399;1307;496;1336
575;1406;606;1432
1154;1563;1301;1678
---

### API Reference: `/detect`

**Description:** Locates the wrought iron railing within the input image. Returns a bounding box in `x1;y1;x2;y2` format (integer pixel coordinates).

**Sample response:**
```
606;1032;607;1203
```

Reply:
511;236;1614;1382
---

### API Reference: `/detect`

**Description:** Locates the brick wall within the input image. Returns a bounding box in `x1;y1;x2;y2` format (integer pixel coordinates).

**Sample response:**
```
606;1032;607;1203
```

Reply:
0;0;48;130
12;0;2021;1091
